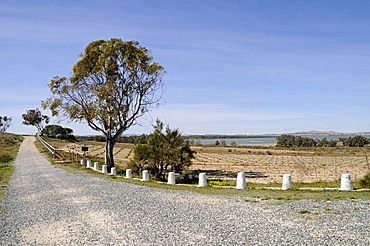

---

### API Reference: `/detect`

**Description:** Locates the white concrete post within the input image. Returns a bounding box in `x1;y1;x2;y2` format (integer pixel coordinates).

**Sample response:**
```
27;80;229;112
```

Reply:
236;172;246;189
111;167;116;175
102;165;108;174
80;159;84;165
126;169;132;179
167;172;176;185
142;170;149;181
282;174;293;190
198;173;207;187
340;174;353;190
93;162;99;171
86;160;92;168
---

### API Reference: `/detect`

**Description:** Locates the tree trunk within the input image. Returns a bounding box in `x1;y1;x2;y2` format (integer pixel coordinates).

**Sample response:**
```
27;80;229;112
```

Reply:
105;136;115;172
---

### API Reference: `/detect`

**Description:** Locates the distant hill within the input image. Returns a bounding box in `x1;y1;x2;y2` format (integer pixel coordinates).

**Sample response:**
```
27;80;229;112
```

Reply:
286;131;370;136
285;131;341;136
78;131;370;138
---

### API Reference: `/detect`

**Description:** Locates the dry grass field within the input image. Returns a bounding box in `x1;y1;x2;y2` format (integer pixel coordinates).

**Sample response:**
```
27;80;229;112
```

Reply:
190;146;370;184
46;138;370;184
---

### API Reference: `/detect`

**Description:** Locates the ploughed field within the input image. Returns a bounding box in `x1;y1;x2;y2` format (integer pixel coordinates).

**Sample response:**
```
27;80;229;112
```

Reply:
51;140;370;184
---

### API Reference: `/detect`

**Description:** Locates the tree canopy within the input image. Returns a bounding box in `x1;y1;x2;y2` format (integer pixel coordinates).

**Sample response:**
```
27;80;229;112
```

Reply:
42;38;165;169
41;125;75;140
22;108;50;134
0;116;12;133
340;135;369;147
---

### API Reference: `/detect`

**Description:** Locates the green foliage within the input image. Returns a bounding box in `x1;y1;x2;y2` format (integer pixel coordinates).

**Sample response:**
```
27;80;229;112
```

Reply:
21;108;50;134
209;180;235;186
298;210;311;214
0;116;12;133
131;120;195;180
340;135;369;147
0;154;13;163
175;174;198;184
0;133;23;196
316;138;334;147
276;135;298;147
42;38;165;168
0;133;21;146
41;125;76;140
77;134;147;144
276;135;337;147
359;172;370;188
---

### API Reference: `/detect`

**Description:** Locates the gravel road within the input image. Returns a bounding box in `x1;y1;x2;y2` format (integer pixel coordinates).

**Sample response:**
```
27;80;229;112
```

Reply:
0;136;369;245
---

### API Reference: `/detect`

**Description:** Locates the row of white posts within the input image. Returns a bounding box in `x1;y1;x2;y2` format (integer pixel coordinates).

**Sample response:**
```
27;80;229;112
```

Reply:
83;160;354;190
200;172;354;190
281;173;354;191
84;160;117;175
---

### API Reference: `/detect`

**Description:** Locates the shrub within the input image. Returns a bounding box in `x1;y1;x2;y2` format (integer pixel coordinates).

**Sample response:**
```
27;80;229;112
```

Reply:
131;120;195;181
209;180;235;186
0;153;13;163
359;172;370;188
175;174;198;184
298;210;311;214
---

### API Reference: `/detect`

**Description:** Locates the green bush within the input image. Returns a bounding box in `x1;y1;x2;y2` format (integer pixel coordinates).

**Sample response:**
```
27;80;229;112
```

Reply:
175;174;198;184
0;153;13;163
298;210;311;214
0;133;23;196
209;180;234;186
131;120;195;181
359;172;370;188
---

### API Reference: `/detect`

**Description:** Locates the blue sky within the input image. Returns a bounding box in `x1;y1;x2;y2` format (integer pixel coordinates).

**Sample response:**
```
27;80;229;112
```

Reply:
1;0;370;135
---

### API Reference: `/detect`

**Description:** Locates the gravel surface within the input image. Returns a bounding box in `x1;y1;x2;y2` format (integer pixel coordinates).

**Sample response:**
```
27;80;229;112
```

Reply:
0;136;369;245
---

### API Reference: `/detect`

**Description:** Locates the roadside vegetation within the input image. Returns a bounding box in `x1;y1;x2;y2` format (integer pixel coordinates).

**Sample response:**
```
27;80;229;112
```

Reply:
130;120;195;181
37;135;370;200
0;133;23;198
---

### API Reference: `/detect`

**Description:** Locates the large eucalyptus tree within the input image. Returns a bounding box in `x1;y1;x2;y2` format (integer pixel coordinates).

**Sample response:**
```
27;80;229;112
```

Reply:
42;38;165;169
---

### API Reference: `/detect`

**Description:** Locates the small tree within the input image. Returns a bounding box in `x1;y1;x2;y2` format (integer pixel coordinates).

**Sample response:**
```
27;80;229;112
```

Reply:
42;38;165;170
22;108;50;134
359;172;370;188
0;116;12;133
131;120;195;180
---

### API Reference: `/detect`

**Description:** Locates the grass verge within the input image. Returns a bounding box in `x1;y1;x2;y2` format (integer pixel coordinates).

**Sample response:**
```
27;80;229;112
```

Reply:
0;133;24;198
35;137;370;201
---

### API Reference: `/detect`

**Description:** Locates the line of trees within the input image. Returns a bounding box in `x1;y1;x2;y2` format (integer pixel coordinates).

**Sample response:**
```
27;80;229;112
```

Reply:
276;135;337;147
277;134;370;148
339;135;369;147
